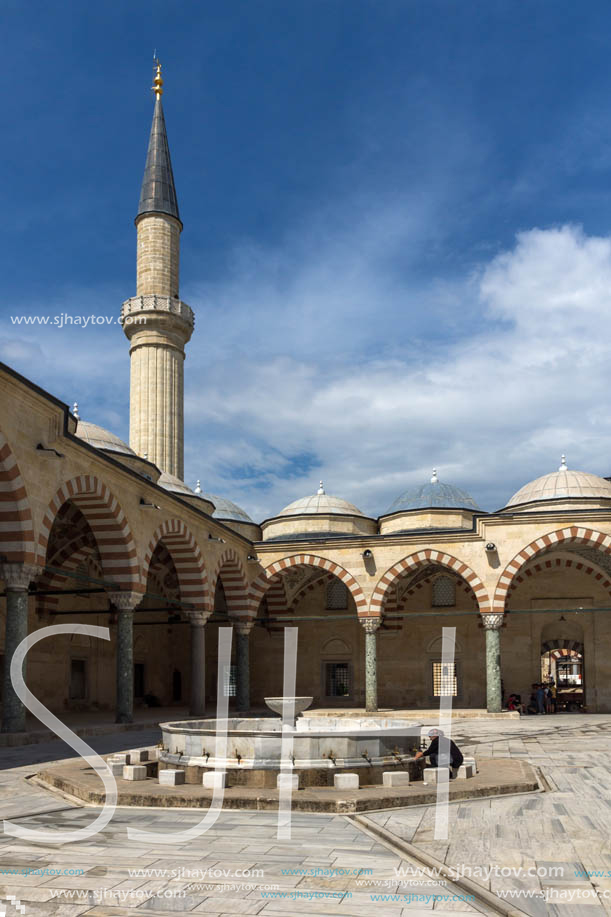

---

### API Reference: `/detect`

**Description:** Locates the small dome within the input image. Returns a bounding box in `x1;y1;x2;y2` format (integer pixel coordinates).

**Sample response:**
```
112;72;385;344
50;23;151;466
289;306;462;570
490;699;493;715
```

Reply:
386;470;480;514
278;481;364;518
200;492;254;523
158;471;194;496
75;420;135;456
506;457;611;508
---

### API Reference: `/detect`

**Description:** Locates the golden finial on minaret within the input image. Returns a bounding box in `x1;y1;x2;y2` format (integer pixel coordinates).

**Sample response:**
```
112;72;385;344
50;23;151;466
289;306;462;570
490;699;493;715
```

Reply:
152;59;163;99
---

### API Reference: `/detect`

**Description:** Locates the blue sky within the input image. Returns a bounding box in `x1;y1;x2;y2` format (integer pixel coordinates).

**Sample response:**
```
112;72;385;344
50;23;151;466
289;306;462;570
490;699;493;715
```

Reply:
3;1;611;519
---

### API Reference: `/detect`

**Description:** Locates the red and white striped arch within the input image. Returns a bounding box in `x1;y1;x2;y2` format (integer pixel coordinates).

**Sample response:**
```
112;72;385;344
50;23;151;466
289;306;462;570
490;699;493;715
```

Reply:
507;555;611;603
0;432;36;565
144;519;210;614
370;550;490;615
212;548;249;618
37;475;140;592
493;527;611;613
37;545;103;617
249;555;368;618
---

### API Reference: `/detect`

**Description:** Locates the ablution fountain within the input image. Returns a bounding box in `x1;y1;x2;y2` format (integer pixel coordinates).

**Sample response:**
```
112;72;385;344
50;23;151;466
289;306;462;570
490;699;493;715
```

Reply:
158;697;424;788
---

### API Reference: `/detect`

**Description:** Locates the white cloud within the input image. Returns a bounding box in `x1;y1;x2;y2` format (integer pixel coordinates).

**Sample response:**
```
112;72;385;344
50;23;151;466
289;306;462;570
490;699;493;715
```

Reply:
183;223;611;520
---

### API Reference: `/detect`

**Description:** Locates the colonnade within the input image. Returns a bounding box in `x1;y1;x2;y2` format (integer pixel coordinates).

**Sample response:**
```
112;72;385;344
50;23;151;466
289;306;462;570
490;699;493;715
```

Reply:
0;561;506;732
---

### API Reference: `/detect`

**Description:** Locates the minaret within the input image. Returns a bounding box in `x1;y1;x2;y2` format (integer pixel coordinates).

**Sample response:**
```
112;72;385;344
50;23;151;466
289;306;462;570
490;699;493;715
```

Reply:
120;62;194;479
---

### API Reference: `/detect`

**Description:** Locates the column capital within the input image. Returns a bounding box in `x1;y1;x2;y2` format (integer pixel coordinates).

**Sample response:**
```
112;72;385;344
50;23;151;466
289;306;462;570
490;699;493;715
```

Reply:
234;621;254;636
108;591;142;612
186;611;209;627
481;613;504;631
0;562;41;592
361;616;381;634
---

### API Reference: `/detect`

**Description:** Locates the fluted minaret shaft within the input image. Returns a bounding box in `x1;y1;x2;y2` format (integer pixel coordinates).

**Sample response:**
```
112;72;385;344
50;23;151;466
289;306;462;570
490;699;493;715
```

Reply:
122;69;193;480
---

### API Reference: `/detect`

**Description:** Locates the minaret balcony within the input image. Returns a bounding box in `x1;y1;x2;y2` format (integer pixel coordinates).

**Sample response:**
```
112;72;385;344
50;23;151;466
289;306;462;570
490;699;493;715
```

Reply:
120;295;194;330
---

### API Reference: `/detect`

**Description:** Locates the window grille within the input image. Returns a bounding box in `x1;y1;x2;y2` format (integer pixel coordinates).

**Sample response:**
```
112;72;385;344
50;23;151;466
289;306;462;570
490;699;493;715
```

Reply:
223;664;237;697
324;662;351;697
432;575;456;607
326;580;348;609
432;661;458;697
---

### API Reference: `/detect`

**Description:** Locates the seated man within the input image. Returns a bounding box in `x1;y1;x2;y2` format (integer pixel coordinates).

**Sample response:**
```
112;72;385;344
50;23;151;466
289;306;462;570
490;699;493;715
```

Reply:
414;728;464;777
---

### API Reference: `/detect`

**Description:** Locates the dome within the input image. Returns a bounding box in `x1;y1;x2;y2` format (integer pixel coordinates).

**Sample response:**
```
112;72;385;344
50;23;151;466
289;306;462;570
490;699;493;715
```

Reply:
195;485;253;523
158;471;194;496
277;482;365;518
505;456;611;509
75;420;135;456
386;470;480;514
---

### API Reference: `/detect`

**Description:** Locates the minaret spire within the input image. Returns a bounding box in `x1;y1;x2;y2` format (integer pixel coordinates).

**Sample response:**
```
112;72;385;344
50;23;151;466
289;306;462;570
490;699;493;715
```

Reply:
137;60;180;224
120;64;194;480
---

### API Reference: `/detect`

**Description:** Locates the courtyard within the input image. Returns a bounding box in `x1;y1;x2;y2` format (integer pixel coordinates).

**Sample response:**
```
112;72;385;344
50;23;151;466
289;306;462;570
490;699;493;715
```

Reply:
0;713;609;916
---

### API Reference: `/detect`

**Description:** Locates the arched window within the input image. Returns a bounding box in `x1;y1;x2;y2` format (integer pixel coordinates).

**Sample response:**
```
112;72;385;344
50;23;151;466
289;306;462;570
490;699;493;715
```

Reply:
326;580;348;610
432;574;456;607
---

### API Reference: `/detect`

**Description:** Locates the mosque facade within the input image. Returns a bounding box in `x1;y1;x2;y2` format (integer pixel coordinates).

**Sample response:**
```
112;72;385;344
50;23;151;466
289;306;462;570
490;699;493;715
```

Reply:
2;67;611;732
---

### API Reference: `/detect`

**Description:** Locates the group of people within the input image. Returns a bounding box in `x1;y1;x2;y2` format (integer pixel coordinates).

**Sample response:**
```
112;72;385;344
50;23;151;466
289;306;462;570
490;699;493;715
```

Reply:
507;679;557;715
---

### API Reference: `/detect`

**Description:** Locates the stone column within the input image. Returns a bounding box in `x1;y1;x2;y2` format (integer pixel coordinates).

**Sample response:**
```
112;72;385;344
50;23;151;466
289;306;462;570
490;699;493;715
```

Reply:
482;613;504;713
188;613;207;717
362;617;381;713
1;563;39;733
235;622;253;712
109;592;141;724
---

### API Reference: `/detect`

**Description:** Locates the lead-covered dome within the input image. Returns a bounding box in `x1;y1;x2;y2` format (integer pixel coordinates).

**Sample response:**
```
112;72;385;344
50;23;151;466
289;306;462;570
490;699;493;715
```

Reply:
379;470;480;535
75;420;135;456
262;482;376;541
386;470;480;513
505;456;611;510
278;482;365;518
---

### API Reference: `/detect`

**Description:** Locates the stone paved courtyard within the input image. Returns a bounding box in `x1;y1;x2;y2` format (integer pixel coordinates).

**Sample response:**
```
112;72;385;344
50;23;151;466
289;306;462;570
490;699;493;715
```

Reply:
1;715;610;915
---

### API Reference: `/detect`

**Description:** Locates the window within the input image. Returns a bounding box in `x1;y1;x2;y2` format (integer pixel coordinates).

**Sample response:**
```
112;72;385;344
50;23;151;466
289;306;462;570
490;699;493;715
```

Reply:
432;575;456;607
324;662;351;698
134;663;145;699
70;659;87;700
223;664;237;697
326;580;348;610
432;661;458;697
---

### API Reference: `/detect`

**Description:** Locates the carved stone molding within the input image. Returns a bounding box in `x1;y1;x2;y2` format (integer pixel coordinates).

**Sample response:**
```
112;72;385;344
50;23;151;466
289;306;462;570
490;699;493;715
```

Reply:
0;563;41;592
481;613;504;631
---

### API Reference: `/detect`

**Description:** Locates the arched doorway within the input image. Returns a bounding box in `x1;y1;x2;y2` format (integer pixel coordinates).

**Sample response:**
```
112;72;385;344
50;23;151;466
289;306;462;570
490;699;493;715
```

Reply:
541;633;585;711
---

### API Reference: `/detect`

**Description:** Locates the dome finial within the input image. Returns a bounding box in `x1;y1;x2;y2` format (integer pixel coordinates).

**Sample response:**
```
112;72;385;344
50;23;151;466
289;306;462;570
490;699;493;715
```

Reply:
431;468;439;484
72;402;80;420
195;480;202;494
559;454;568;472
152;58;163;99
317;480;325;495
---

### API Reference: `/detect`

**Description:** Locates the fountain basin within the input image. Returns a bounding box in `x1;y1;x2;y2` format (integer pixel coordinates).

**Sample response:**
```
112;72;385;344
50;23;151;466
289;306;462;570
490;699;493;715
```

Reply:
159;716;424;787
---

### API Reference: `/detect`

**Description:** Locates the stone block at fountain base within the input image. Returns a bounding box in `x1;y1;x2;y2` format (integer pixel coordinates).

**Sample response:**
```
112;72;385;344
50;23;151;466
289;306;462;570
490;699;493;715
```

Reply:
123;765;147;781
456;764;475;779
383;771;410;787
423;767;450;785
203;772;226;789
463;756;477;773
107;762;124;776
159;769;185;786
277;774;299;790
334;773;359;790
129;750;149;764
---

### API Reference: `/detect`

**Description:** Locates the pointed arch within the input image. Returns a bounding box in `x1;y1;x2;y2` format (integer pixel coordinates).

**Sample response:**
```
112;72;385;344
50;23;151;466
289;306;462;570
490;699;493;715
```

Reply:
493;527;611;613
213;548;249;617
507;555;611;604
0;431;36;565
37;475;140;591
248;554;367;617
144;519;209;613
370;550;490;615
